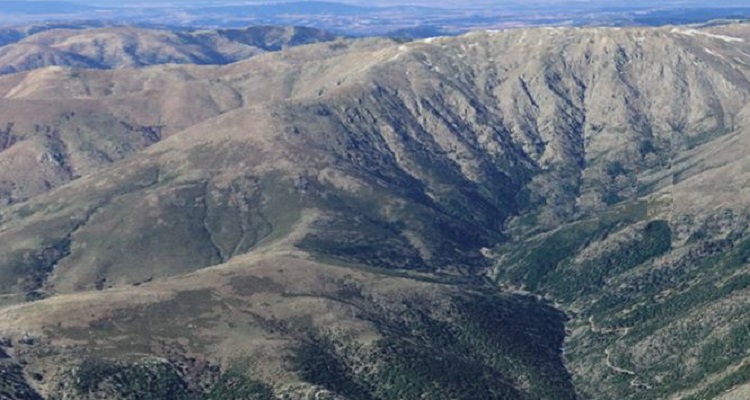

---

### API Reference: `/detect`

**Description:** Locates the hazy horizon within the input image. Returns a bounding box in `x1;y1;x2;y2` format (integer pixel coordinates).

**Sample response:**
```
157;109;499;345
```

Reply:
7;0;750;9
1;0;749;35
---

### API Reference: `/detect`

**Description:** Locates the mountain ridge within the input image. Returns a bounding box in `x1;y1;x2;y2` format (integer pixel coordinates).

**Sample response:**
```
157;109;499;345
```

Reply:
0;24;340;75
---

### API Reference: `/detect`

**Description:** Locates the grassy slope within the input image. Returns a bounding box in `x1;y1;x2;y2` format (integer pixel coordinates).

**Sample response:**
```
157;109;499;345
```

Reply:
0;254;575;399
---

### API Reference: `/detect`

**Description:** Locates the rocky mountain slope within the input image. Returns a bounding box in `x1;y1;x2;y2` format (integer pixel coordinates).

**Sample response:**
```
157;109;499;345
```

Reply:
0;24;342;206
1;22;750;399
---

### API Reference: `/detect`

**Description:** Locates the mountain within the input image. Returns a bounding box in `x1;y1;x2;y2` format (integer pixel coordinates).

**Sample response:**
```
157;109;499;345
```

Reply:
0;24;338;206
0;25;339;75
1;21;750;399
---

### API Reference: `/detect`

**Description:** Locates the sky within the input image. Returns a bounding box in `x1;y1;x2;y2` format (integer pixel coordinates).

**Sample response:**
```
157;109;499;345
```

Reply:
72;0;750;5
5;1;750;9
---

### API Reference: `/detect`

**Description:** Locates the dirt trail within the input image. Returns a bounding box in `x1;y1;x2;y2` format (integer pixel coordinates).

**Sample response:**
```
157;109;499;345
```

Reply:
588;317;650;388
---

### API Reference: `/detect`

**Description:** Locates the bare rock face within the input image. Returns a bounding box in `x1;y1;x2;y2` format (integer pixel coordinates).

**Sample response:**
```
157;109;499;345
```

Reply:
0;23;750;399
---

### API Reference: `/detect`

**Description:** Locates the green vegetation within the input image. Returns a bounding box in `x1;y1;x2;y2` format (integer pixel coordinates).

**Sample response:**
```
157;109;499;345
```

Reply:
74;358;276;400
699;321;750;375
684;363;750;400
205;370;274;400
9;236;71;301
495;201;649;291
548;219;672;302
497;198;750;399
287;292;575;400
610;273;750;334
291;336;374;399
75;358;190;399
606;235;750;334
371;337;522;400
0;361;43;400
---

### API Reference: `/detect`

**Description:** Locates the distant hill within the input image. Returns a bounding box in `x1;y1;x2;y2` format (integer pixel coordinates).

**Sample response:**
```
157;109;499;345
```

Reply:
202;1;374;17
0;25;339;75
1;1;750;36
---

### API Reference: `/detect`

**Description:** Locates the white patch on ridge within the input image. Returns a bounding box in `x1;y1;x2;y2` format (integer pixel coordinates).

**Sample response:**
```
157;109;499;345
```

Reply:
704;48;725;59
672;28;745;43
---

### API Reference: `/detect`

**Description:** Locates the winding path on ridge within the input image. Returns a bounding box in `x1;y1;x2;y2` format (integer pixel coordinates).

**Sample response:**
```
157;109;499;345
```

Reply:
588;316;651;389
